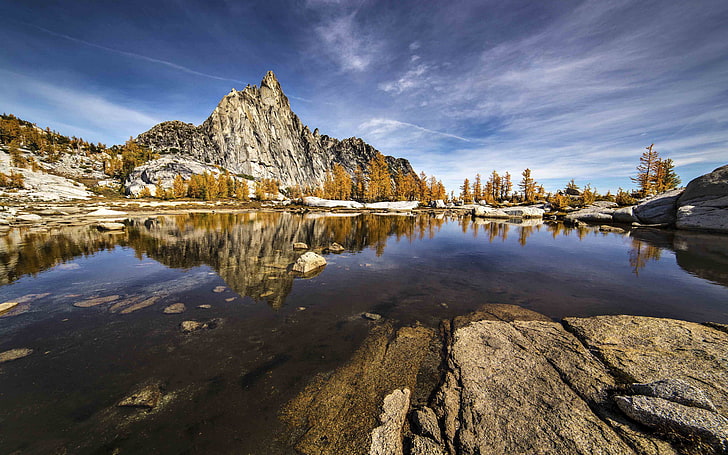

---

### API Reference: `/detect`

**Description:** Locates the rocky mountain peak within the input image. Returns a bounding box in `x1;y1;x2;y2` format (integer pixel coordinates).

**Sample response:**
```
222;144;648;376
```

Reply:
136;71;414;187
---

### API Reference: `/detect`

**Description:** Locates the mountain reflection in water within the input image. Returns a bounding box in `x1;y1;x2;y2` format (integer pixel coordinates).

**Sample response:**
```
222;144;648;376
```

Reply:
2;212;728;304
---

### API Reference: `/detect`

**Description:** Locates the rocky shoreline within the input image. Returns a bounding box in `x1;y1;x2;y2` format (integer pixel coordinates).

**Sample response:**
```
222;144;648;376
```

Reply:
282;304;728;455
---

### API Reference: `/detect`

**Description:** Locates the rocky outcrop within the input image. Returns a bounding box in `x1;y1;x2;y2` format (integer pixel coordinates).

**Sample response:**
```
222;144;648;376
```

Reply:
676;164;728;233
123;155;249;197
136;71;415;188
0;150;93;201
284;305;728;455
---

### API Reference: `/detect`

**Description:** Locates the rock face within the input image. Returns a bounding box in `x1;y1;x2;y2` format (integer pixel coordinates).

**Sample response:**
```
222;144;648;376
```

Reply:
136;71;415;188
676;164;728;233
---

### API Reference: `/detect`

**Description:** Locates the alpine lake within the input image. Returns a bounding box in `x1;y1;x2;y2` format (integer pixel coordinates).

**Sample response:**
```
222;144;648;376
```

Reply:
1;210;727;454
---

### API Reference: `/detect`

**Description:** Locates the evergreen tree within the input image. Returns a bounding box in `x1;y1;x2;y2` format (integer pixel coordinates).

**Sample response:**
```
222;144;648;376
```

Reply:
473;174;482;202
460;178;472;202
632;144;660;196
519;168;537;202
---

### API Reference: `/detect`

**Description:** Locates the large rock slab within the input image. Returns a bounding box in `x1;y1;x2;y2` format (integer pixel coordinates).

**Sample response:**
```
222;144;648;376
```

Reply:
633;189;683;225
435;319;635;454
564;315;728;417
677;164;728;233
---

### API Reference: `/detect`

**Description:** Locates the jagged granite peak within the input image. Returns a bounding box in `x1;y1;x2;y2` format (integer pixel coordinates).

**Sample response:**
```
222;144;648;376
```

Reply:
137;71;414;187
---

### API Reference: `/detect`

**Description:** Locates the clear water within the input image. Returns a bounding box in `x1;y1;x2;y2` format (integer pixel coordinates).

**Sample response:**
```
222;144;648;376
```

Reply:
0;212;726;453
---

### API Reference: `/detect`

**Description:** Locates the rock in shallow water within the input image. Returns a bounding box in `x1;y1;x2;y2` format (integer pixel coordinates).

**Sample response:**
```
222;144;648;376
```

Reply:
163;303;186;314
117;384;162;409
292;252;327;273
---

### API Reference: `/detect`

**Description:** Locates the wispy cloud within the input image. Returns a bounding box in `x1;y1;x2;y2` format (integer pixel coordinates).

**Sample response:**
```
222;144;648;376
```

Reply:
25;22;246;85
359;118;472;143
0;70;160;143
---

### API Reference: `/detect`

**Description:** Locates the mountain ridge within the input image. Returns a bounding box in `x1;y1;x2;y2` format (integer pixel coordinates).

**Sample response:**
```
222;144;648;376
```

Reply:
136;71;414;187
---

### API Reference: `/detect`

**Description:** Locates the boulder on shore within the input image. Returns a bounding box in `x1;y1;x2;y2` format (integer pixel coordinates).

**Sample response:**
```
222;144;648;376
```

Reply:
472;206;510;218
633;189;683;225
564;206;615;223
676;164;728;233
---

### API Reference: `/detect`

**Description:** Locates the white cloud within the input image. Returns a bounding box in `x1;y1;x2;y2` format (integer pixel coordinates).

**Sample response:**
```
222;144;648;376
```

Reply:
313;12;381;72
378;64;430;94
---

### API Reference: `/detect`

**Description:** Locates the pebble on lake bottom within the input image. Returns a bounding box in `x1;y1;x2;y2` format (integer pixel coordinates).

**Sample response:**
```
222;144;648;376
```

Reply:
0;348;33;363
163;303;186;314
212;286;227;293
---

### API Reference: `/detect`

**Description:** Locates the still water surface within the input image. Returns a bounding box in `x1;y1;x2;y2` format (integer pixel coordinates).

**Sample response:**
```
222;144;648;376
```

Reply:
1;212;727;453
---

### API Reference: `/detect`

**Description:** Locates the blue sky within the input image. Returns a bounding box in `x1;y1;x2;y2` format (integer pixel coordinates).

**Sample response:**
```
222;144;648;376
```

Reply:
1;0;727;193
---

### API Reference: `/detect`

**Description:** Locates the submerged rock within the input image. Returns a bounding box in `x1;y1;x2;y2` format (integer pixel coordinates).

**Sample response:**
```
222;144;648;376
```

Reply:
163;303;186;314
282;324;439;455
0;348;33;363
363;312;382;321
180;318;222;333
73;295;121;308
292;252;327;273
117;384;162;409
0;301;20;314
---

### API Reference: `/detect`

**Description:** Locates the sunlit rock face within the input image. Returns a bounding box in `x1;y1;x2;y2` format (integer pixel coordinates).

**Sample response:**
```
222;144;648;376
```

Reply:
136;71;414;187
